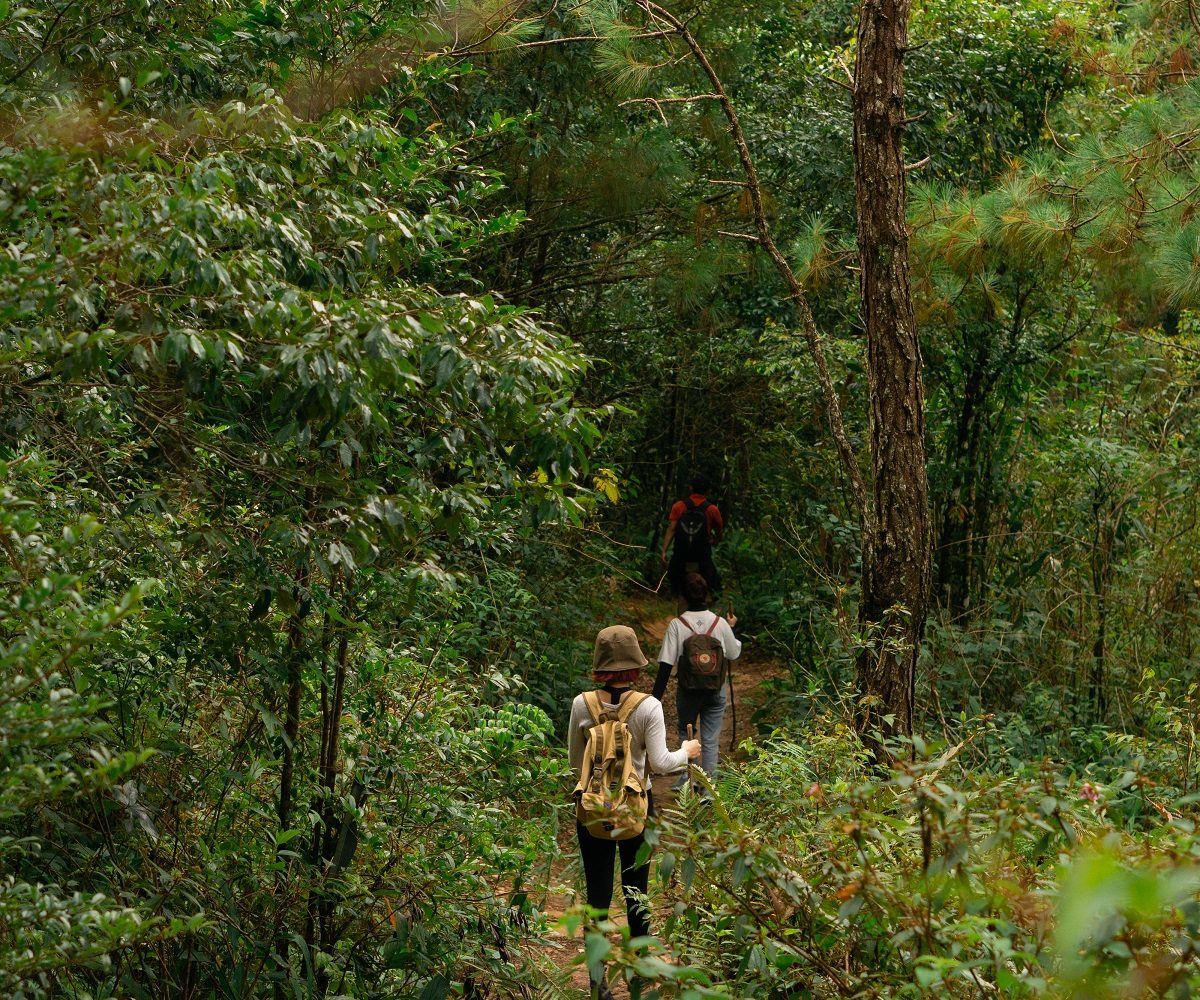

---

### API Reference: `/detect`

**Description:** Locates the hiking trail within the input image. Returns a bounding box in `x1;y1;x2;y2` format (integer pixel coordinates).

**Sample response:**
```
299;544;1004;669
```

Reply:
526;591;787;997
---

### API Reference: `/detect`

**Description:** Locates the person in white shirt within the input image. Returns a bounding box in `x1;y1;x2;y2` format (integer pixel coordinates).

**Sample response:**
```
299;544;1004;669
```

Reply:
653;573;742;785
568;625;700;1000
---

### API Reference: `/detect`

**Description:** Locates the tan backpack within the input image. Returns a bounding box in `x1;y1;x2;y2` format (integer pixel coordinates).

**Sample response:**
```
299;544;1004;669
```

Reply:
573;690;650;840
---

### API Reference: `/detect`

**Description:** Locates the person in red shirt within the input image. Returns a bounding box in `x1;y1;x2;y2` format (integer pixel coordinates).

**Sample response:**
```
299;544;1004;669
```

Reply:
659;473;724;604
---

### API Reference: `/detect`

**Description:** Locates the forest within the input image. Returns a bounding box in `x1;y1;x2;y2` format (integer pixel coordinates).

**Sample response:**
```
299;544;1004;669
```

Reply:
6;0;1200;996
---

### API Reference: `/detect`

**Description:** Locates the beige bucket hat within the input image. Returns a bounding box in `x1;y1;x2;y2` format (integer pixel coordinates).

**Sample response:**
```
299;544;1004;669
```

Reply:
592;625;649;675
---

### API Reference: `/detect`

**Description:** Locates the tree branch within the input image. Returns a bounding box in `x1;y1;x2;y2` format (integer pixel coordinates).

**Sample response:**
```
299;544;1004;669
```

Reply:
634;0;868;526
716;229;761;242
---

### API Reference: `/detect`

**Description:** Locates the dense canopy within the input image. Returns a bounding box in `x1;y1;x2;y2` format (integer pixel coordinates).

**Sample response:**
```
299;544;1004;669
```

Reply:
5;0;1200;997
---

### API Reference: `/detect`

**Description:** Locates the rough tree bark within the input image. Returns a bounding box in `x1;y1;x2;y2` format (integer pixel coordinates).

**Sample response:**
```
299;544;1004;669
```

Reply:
852;0;931;749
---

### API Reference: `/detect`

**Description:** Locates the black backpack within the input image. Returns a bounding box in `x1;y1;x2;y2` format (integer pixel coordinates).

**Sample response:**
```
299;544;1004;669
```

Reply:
674;498;712;560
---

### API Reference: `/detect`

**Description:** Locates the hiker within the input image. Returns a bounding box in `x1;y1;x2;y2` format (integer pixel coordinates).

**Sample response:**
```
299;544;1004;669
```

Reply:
660;473;724;606
653;573;741;788
568;625;701;1000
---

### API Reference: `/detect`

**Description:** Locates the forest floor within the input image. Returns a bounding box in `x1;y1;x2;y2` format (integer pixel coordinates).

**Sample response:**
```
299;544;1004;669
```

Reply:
526;591;787;997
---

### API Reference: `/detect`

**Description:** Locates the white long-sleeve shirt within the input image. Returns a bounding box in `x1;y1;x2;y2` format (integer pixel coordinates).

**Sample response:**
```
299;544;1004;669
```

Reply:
568;691;688;781
657;610;742;666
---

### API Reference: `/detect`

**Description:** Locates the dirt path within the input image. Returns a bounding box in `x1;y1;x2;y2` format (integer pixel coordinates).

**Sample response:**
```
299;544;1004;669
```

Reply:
526;593;786;997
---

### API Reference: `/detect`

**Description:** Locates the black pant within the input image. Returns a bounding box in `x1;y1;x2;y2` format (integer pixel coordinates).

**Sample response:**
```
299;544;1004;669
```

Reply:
668;550;721;595
575;814;652;940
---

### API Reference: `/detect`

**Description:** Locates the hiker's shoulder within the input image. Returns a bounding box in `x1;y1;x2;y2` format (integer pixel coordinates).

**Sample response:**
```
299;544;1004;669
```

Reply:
627;692;662;719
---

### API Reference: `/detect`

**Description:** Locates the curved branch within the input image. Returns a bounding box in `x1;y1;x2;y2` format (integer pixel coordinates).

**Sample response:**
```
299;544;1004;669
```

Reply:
635;0;868;527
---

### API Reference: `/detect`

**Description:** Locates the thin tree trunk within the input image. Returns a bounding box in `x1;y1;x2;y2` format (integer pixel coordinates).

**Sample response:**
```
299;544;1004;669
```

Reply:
636;0;868;528
275;567;311;999
852;0;931;751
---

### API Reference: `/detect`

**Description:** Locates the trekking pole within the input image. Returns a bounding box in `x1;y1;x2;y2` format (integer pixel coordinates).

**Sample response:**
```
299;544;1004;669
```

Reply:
726;596;737;751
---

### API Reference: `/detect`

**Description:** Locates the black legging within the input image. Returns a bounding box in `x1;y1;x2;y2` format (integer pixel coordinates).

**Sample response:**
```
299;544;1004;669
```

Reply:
575;796;654;939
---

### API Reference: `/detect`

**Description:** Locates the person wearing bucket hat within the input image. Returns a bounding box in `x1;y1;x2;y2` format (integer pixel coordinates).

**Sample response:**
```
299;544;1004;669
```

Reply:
568;625;701;1000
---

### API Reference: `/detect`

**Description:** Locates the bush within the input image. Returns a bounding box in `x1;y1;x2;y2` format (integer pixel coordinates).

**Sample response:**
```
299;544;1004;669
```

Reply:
588;722;1200;998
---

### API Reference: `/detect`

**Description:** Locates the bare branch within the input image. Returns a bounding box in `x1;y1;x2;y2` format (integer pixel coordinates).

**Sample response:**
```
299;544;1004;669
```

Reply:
473;29;675;52
903;155;931;172
634;0;867;526
619;93;720;106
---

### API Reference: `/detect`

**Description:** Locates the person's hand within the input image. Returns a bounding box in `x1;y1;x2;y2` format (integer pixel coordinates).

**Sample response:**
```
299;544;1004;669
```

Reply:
684;722;702;760
727;614;738;628
660;550;668;567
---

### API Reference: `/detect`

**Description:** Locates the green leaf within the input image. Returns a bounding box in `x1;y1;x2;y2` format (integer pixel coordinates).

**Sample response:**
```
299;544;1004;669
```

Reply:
418;974;448;1000
584;930;611;979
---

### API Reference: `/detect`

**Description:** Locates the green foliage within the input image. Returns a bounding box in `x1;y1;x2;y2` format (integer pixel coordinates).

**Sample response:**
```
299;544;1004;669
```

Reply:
10;0;1200;997
0;0;604;993
0;471;202;998
588;732;1200;998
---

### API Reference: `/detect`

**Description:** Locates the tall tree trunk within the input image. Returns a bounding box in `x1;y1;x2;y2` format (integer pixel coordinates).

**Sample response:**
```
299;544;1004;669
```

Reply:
852;0;931;751
629;0;925;754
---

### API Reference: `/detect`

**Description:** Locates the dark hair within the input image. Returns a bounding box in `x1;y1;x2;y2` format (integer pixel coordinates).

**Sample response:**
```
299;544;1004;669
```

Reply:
683;572;709;609
689;472;712;494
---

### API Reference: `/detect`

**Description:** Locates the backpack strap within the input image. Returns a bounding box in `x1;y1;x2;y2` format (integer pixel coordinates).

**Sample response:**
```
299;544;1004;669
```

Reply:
676;615;696;634
615;690;649;723
582;690;604;726
704;615;721;637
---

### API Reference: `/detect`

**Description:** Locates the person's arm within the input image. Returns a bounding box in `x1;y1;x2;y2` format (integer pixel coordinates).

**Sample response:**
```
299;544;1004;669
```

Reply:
660;519;677;565
719;618;743;661
710;504;725;544
567;697;587;778
640;700;696;774
656;620;680;687
651;661;672;701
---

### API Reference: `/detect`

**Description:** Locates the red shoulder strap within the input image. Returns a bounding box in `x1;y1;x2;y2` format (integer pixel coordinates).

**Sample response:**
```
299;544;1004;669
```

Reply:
676;615;696;634
704;615;720;636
